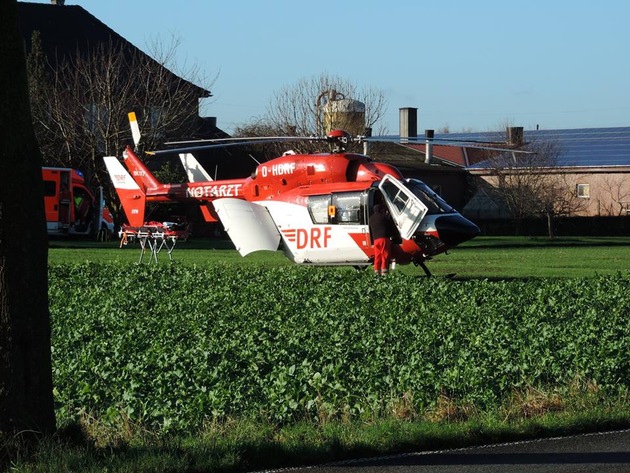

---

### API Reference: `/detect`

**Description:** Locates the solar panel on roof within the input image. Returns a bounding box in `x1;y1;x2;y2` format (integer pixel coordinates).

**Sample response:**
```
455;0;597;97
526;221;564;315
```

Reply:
455;127;630;169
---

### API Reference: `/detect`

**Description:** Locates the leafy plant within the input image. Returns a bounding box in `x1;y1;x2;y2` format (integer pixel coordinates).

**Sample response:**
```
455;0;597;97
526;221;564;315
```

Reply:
49;263;630;433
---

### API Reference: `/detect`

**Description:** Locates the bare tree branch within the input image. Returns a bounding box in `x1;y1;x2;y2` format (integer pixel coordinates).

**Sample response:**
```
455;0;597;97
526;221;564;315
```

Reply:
27;35;215;222
235;73;388;156
484;131;589;237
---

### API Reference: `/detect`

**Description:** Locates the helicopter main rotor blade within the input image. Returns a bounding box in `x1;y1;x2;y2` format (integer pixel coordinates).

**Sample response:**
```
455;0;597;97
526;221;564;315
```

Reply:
164;136;319;146
148;136;324;156
365;136;535;154
149;130;535;156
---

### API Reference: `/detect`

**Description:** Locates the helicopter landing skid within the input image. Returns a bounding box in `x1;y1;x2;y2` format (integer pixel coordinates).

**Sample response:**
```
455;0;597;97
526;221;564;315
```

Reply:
418;261;432;278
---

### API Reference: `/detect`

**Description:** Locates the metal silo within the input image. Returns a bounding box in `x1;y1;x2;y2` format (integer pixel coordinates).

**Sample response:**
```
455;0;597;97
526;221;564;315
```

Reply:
318;90;366;136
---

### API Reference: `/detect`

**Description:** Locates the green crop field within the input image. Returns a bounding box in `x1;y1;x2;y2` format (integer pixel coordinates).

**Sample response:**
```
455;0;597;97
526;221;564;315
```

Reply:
48;235;630;278
432;236;630;278
22;235;629;472
49;262;630;433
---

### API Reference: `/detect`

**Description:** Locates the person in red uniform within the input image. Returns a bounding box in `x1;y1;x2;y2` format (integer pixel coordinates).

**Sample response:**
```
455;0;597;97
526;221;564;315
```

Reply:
369;204;397;275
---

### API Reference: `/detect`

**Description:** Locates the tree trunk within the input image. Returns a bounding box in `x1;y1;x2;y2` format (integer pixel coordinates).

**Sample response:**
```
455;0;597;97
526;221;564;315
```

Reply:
0;0;56;435
546;212;555;239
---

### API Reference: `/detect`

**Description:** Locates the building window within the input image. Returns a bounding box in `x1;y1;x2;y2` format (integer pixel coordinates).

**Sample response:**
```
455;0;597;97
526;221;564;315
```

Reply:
576;183;590;198
85;103;109;153
149;106;163;128
86;103;109;131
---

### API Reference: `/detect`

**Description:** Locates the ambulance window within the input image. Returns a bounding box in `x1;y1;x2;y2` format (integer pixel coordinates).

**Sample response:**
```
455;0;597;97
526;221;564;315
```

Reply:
44;181;56;197
307;195;330;224
333;192;361;224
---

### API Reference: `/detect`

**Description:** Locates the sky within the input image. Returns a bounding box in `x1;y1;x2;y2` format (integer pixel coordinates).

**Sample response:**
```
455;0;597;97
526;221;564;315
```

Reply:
31;0;630;135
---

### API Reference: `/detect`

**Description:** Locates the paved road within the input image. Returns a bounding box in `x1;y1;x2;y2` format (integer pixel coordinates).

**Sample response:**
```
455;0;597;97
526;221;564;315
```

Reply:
259;429;630;473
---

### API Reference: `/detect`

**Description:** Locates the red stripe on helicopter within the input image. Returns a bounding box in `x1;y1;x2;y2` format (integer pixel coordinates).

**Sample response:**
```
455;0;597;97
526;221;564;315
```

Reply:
281;229;297;242
348;232;373;256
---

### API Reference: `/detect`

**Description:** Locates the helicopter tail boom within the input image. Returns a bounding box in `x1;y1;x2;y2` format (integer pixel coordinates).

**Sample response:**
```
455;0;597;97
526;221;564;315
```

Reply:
121;145;162;191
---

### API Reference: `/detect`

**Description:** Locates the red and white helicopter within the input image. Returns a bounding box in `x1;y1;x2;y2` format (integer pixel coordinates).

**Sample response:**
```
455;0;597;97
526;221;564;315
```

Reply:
104;113;482;275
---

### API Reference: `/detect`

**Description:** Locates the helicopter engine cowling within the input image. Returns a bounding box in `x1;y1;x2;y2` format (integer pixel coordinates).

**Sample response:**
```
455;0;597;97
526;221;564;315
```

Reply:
353;161;403;182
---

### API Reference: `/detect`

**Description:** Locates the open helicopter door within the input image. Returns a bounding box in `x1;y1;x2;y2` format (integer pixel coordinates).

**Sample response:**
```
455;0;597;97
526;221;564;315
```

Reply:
213;198;281;256
378;174;428;240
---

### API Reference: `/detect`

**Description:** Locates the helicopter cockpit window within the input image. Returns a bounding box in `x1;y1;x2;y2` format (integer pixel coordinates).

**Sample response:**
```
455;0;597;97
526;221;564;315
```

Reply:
307;195;331;224
404;179;455;214
380;180;410;214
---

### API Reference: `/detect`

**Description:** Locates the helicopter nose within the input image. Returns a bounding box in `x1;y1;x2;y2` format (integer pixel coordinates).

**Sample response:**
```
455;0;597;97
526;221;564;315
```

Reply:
434;215;480;246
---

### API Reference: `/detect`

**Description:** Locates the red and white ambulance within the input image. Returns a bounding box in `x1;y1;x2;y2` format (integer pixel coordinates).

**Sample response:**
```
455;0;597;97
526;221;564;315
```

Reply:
42;167;115;239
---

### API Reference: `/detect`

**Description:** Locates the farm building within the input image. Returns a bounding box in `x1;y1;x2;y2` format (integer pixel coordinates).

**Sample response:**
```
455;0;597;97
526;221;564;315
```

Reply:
398;127;630;212
17;0;221;139
384;124;630;235
452;128;630;217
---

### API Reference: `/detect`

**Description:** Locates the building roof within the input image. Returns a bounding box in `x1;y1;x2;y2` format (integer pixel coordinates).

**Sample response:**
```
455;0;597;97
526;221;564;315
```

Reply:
397;127;630;170
451;127;630;169
361;142;460;175
17;1;210;99
19;2;124;59
395;142;488;168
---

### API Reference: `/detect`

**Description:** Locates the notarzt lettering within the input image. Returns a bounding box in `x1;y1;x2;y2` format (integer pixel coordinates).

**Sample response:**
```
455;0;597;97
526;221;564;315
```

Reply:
186;184;243;199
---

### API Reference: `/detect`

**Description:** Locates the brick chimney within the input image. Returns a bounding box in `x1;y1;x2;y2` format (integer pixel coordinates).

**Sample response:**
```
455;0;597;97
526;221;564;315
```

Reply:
506;126;524;146
51;0;66;5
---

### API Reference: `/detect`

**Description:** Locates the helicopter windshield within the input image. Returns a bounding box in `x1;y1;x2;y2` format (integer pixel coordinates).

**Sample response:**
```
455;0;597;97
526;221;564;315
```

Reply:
403;179;455;215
